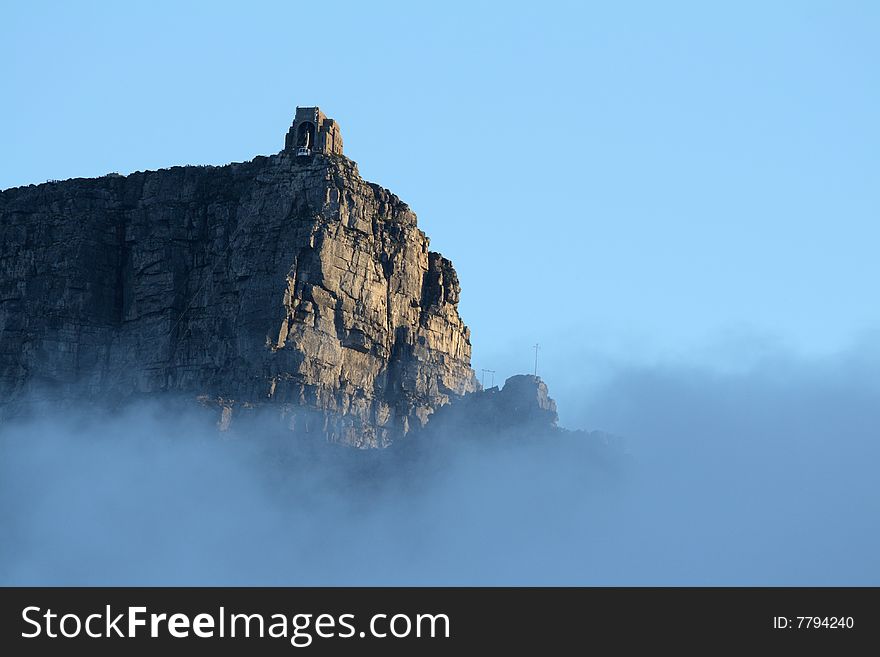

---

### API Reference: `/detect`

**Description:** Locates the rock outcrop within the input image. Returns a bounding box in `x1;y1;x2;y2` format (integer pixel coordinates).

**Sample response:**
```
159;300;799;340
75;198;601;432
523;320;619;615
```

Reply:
0;124;478;446
413;374;560;440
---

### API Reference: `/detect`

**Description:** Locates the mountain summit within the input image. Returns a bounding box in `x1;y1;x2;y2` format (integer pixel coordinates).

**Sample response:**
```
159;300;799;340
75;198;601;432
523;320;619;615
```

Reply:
0;107;483;446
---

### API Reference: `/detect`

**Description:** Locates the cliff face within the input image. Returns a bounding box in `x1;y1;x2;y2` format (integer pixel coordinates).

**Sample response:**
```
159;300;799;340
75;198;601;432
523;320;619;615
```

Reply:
0;151;477;446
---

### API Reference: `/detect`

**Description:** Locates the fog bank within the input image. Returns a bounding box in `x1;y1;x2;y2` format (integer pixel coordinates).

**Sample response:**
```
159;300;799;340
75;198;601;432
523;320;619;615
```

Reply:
1;343;878;585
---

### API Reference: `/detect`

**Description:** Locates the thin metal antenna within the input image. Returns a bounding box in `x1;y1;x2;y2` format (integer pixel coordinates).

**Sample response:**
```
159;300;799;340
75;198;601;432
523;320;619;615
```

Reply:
533;343;540;377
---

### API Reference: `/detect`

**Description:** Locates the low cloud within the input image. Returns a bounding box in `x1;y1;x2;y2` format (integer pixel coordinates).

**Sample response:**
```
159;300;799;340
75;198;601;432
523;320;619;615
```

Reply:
1;340;878;585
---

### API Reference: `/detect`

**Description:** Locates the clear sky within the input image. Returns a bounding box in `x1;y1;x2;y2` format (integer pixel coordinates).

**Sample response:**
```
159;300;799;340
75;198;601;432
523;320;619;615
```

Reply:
3;1;878;423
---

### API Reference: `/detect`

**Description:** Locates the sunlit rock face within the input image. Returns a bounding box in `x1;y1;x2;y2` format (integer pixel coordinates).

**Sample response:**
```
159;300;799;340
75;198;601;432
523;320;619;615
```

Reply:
0;142;477;446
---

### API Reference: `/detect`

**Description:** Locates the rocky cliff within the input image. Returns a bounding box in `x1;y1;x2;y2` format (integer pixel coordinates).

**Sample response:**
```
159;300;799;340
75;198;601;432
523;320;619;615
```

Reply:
0;134;478;446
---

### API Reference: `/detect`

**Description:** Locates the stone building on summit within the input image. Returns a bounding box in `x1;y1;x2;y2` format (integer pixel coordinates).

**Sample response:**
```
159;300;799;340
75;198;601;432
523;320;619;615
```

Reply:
284;106;343;156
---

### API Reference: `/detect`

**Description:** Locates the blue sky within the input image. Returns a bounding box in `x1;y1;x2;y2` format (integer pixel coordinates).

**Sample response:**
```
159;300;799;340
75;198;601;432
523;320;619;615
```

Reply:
3;1;878;422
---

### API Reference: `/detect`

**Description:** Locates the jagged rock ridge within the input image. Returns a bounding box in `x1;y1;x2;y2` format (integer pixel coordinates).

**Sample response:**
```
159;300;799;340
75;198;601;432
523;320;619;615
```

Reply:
0;108;478;446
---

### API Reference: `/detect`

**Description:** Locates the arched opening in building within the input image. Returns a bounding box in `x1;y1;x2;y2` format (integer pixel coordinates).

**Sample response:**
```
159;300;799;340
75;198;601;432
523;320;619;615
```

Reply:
296;122;316;149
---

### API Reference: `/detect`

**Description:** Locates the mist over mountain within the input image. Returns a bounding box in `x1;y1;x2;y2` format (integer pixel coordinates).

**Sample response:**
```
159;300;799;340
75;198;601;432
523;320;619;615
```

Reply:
1;108;877;586
2;339;877;585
